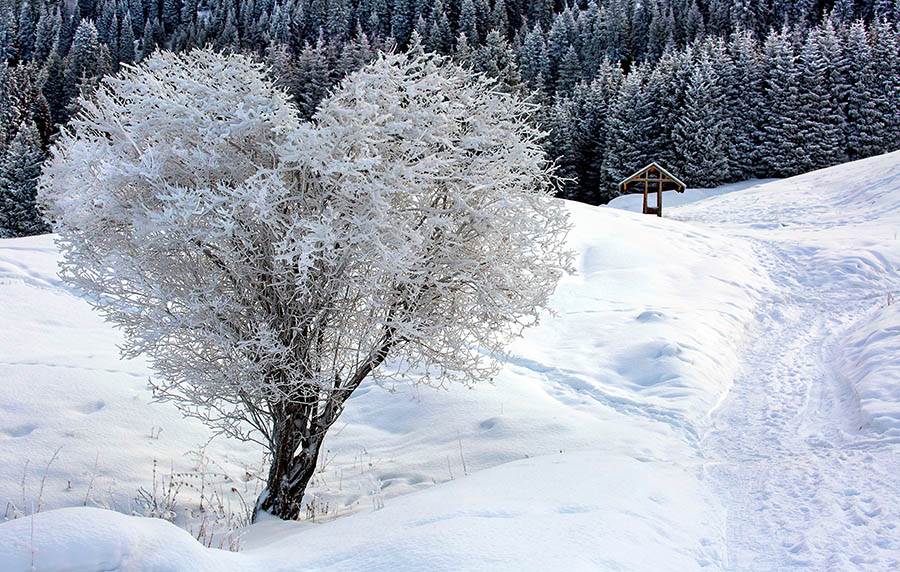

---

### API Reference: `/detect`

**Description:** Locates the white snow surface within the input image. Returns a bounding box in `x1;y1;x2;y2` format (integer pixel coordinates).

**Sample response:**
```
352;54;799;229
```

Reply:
1;152;899;571
835;303;900;437
605;179;778;213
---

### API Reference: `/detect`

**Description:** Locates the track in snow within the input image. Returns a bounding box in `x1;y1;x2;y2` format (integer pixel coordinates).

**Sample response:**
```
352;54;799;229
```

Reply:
702;238;899;571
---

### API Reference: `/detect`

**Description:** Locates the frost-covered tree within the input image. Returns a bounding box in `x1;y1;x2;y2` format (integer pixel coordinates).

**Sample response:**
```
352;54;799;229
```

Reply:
39;48;572;521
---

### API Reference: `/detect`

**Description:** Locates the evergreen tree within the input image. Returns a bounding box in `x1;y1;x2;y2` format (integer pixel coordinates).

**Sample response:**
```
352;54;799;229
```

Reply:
646;2;675;61
546;94;579;199
0;120;47;237
65;20;101;102
526;0;553;31
17;0;38;60
128;0;144;34
427;8;452;53
571;61;623;202
673;49;730;186
119;11;136;64
727;28;764;178
490;0;509;37
42;49;68;125
833;0;857;27
518;23;549;89
685;0;706;42
473;29;521;90
391;0;414;46
32;4;60;62
797;27;847;170
604;0;628;63
290;38;332;118
459;0;479;43
844;19;886;159
555;43;581;92
602;65;651;196
760;28;805;177
869;18;900;151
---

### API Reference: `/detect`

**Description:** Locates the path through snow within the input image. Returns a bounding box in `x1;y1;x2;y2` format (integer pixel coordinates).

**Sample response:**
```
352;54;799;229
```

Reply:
675;154;900;571
703;240;898;570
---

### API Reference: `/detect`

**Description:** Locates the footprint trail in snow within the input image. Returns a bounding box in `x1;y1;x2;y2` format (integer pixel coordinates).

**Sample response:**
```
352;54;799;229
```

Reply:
676;155;900;571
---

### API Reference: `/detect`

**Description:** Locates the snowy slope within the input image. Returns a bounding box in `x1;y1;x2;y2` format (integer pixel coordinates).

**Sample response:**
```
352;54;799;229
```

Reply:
681;152;900;569
0;195;768;569
1;152;899;571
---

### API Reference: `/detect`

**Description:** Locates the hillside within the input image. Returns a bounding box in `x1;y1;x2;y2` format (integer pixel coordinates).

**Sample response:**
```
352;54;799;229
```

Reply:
1;152;898;570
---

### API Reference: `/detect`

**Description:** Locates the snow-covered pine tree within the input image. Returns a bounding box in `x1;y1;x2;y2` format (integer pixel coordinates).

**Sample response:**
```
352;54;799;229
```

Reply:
426;1;452;53
42;49;68;125
672;46;730;187
685;0;706;43
0;120;47;237
390;0;414;45
491;0;510;37
844;19;887;159
602;64;651;197
569;61;624;203
546;94;580;199
459;0;479;43
518;23;550;90
797;26;847;171
64;19;101;102
760;27;805;177
473;29;522;90
869;17;900;152
289;37;332;118
32;4;60;62
16;0;37;61
727;28;764;179
555;44;581;92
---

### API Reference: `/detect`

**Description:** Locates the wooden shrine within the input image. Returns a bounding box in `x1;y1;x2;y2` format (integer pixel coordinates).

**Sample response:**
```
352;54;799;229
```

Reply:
618;163;686;217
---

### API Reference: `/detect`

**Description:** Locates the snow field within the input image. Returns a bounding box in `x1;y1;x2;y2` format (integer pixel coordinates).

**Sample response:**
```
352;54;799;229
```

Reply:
0;196;770;569
1;151;899;570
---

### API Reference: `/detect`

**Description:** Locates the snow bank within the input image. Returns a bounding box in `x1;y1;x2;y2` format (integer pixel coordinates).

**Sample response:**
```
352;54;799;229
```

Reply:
250;450;724;571
835;302;900;437
0;450;724;572
0;507;254;571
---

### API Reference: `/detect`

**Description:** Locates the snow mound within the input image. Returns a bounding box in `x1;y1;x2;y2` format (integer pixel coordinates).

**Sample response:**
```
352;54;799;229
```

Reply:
835;302;900;437
0;507;253;571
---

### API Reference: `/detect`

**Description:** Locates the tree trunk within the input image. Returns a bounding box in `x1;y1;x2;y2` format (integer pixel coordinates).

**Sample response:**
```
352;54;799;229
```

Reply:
251;338;394;521
252;418;325;521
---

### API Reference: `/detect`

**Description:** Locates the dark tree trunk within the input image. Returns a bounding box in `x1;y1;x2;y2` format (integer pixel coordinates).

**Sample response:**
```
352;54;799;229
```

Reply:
252;416;326;521
251;335;396;521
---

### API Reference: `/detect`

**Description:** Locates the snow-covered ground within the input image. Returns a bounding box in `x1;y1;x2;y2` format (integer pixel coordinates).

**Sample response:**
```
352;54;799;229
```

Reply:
606;178;778;213
1;152;898;570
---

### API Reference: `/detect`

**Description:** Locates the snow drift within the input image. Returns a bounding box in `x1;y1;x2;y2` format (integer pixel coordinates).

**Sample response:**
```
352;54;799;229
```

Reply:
835;303;900;437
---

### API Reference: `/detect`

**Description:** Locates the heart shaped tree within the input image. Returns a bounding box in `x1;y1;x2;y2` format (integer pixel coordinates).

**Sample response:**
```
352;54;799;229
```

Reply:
39;46;572;521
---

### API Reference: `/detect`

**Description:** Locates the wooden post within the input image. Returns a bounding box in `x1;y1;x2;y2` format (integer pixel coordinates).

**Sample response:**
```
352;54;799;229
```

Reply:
642;180;648;215
657;186;662;217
